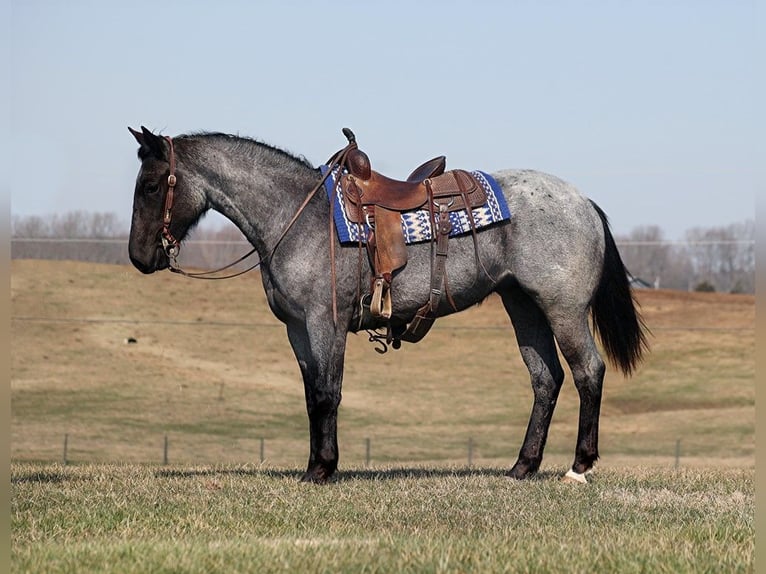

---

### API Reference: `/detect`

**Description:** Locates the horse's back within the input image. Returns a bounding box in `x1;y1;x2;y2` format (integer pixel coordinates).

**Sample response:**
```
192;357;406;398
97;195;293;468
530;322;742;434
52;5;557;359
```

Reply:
492;169;606;306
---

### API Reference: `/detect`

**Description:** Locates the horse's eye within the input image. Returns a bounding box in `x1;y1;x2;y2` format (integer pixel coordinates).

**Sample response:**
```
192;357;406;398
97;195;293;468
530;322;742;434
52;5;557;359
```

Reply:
145;184;160;195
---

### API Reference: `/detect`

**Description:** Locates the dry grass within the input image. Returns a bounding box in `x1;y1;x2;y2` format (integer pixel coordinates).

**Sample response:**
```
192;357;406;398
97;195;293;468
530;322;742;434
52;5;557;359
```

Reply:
11;463;753;573
11;259;754;470
10;260;755;572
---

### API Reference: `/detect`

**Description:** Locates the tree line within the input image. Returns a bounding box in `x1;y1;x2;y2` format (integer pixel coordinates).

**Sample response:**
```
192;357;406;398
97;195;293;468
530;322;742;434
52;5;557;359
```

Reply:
615;220;754;293
11;211;755;294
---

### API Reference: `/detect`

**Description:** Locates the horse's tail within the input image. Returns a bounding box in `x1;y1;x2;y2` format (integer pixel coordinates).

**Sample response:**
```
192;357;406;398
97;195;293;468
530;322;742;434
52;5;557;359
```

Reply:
590;201;649;376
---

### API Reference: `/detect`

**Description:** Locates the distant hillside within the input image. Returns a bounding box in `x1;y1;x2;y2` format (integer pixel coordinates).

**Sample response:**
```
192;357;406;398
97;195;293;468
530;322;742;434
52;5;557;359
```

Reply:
11;260;754;469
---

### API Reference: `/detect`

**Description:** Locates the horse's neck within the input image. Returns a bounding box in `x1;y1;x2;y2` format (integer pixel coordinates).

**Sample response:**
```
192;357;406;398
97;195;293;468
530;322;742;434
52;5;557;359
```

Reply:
182;138;323;257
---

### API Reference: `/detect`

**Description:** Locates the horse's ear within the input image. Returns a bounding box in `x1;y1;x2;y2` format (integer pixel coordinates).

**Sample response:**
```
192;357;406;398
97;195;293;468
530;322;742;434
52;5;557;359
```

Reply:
129;125;167;160
128;126;144;146
129;126;142;140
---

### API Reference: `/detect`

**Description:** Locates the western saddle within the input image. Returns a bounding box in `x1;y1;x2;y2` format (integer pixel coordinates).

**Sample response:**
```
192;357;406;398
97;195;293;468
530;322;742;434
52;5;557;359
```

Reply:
334;129;488;348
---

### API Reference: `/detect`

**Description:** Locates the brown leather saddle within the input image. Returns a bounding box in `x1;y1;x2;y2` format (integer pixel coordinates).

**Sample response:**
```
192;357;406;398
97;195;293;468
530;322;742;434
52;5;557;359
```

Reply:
335;129;487;345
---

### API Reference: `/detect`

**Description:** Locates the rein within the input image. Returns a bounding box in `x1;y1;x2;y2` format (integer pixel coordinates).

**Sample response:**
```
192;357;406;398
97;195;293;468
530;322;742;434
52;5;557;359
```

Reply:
159;133;359;323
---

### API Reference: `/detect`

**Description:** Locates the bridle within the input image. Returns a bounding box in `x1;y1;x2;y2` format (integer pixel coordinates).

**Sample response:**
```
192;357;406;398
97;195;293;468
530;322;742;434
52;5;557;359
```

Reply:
160;136;180;258
159;135;260;279
157;132;358;323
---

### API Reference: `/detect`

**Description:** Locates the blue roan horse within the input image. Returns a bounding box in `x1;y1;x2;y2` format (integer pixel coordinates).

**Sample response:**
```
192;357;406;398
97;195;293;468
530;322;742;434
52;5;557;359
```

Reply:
128;127;648;484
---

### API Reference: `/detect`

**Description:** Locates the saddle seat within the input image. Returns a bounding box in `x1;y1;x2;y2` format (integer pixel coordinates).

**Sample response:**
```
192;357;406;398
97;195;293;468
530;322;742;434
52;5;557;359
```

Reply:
341;148;486;223
406;156;446;183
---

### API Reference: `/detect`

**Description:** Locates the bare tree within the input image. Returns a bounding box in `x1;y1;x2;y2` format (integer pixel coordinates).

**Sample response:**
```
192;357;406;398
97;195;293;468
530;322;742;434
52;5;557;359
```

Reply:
685;220;754;293
89;212;128;238
662;247;696;291
11;214;50;237
11;211;130;264
616;225;671;288
49;211;91;238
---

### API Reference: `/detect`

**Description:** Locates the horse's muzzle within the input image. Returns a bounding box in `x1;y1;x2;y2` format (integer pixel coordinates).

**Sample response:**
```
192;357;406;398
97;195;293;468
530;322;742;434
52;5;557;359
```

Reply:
129;246;169;274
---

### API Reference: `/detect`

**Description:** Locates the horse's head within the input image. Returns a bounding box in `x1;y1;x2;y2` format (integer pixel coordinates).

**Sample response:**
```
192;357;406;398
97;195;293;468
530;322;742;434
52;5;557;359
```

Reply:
128;126;203;273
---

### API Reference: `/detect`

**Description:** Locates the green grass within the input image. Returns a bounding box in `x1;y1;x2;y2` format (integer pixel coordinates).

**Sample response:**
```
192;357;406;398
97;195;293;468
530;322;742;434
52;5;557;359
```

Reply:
11;463;753;573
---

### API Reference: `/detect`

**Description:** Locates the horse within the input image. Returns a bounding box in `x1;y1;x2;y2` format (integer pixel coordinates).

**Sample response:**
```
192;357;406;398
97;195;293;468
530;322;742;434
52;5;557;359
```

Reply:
127;126;648;484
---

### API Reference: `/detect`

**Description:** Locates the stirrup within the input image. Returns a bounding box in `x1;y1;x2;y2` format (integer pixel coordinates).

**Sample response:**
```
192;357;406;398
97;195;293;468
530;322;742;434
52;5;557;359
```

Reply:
370;277;393;319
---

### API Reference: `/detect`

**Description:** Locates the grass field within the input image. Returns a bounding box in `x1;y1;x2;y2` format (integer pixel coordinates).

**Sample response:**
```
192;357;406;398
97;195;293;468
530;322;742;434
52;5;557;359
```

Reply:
10;259;755;571
11;464;754;573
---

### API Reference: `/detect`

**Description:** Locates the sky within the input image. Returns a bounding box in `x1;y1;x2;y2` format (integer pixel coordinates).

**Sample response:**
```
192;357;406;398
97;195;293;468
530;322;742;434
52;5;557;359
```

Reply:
8;0;763;240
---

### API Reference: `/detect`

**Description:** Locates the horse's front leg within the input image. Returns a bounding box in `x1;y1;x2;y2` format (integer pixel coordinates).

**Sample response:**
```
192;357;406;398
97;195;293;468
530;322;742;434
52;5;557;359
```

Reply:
286;318;347;483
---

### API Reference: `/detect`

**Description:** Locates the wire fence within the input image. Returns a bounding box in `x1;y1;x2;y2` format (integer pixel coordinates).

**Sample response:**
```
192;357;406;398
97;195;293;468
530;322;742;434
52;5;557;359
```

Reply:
10;315;753;333
50;432;695;471
10;238;255;269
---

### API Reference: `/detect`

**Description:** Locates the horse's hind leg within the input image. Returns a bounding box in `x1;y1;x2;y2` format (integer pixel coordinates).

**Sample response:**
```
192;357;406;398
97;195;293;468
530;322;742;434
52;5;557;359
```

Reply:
501;288;565;479
547;310;606;480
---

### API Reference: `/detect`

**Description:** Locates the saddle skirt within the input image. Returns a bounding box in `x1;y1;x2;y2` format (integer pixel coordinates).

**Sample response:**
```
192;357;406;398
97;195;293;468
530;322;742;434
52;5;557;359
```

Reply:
321;165;511;244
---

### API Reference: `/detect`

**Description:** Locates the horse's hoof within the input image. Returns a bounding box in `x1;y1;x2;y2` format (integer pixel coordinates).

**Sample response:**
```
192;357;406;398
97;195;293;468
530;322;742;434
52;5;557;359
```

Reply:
299;471;328;484
505;470;526;480
506;460;539;480
560;469;588;484
300;465;334;484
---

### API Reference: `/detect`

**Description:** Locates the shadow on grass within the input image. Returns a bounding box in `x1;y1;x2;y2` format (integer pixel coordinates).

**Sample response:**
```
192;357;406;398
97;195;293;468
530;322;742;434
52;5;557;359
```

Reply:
10;462;564;483
12;471;70;484
336;467;563;482
154;467;303;480
152;466;563;482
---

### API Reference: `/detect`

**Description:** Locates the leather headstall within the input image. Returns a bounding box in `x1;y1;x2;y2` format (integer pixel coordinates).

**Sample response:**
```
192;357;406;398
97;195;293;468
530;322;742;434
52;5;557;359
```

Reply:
161;136;179;258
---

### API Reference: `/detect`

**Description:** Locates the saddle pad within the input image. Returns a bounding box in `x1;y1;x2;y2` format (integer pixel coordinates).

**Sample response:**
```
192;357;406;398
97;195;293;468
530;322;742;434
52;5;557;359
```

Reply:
321;165;511;244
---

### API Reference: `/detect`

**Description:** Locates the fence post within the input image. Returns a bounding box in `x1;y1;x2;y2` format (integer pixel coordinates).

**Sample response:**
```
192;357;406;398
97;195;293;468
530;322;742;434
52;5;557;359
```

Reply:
163;433;169;465
259;437;265;464
63;433;68;466
365;438;371;468
467;437;474;468
675;438;681;469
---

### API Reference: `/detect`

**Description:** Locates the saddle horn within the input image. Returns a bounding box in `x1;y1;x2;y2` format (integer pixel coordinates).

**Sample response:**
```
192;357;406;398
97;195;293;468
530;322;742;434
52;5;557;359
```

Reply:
340;128;371;180
342;127;356;144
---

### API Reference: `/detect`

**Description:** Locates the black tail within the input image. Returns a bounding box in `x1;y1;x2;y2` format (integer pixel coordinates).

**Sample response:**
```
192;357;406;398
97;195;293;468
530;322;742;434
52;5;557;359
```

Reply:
590;201;649;376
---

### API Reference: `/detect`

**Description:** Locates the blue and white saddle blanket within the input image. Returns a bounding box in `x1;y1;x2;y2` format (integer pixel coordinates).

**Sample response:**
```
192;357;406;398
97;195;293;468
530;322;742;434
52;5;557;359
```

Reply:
321;165;511;244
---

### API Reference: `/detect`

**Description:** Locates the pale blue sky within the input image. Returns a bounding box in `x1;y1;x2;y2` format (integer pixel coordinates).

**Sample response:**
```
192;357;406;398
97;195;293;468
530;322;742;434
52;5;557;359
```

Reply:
9;0;762;239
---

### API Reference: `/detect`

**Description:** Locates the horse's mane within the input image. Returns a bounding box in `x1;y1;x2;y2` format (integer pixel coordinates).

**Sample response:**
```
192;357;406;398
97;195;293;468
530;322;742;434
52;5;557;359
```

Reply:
177;131;316;171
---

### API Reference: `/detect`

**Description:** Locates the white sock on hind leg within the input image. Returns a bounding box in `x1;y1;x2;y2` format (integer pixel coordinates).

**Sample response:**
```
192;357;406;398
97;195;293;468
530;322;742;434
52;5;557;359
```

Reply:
564;469;588;484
